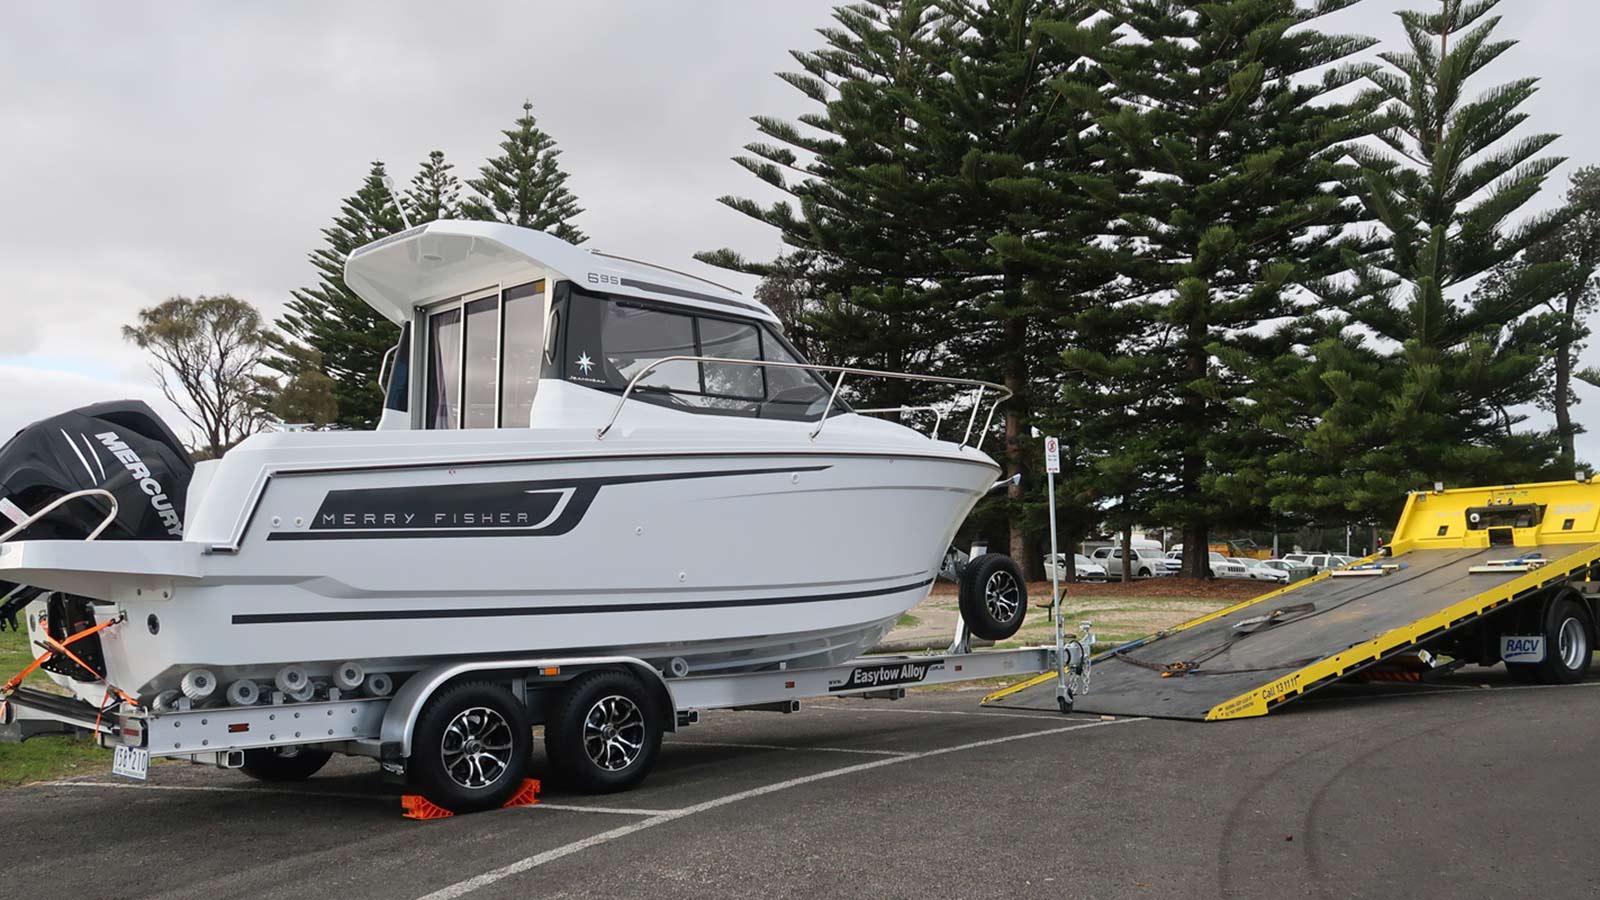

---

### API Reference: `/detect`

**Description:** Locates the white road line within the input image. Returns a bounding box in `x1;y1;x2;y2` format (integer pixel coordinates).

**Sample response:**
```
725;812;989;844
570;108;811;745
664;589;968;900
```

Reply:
40;780;380;800
664;739;910;757
415;716;1148;900
532;802;683;816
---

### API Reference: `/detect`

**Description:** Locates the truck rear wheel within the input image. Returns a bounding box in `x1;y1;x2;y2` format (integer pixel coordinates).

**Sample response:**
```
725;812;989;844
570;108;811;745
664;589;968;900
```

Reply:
1506;594;1593;685
409;681;532;812
544;669;663;794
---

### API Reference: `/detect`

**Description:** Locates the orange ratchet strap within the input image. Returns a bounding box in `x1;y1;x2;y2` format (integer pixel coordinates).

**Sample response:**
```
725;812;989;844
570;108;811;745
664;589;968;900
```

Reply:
0;614;136;728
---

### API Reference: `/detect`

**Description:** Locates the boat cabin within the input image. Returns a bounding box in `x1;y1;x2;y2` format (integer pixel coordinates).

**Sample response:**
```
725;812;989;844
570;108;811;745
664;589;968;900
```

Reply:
343;220;833;431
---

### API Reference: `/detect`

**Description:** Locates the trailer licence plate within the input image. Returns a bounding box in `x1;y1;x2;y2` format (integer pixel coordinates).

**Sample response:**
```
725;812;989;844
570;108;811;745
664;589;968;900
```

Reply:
1501;635;1545;664
112;745;148;781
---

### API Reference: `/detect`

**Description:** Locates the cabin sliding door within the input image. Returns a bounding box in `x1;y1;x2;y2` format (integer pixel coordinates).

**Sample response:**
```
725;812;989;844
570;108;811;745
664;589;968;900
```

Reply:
499;281;544;428
424;308;461;429
422;280;545;430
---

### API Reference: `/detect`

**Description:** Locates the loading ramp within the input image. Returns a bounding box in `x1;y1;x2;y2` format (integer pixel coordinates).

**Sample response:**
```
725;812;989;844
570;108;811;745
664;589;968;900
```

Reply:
986;481;1600;720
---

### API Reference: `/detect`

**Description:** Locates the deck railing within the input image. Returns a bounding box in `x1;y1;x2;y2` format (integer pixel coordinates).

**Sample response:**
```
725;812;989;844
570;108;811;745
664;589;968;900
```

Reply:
594;355;1009;448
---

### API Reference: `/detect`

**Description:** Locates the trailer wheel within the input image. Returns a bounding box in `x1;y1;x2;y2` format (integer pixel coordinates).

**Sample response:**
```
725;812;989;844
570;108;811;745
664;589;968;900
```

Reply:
409;681;532;812
239;745;332;782
1513;594;1594;685
544;669;663;794
959;554;1028;641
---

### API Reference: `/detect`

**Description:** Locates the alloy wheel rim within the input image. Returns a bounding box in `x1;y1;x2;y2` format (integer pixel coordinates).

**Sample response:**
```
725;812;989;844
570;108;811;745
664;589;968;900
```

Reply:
985;571;1020;622
1558;617;1587;670
583;695;646;771
440;706;514;789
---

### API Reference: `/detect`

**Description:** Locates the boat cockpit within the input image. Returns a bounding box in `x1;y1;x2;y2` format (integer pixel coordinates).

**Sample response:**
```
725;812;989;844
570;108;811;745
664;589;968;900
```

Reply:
352;221;837;433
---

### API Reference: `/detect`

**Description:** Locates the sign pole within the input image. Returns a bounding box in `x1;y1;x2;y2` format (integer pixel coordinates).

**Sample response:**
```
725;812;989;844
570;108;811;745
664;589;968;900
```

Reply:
1044;435;1068;711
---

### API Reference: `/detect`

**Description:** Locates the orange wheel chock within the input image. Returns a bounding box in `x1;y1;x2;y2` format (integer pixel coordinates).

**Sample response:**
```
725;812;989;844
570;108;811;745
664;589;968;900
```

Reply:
401;794;455;820
502;778;541;809
401;779;541;820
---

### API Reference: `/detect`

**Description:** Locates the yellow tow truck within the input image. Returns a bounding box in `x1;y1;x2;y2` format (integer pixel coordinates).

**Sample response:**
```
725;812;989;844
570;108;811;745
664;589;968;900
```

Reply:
987;480;1600;719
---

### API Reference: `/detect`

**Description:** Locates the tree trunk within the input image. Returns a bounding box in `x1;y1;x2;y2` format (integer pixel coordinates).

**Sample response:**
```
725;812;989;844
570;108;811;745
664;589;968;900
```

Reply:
1001;274;1035;578
1181;321;1209;579
1120;526;1133;582
1555;288;1579;474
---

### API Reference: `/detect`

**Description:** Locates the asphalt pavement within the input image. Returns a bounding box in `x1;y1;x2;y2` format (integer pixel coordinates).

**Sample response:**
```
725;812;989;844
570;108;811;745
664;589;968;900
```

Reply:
3;671;1595;900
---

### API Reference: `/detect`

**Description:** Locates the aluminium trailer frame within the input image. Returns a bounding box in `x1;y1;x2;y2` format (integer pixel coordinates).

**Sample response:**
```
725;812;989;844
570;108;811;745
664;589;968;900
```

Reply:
10;630;1094;783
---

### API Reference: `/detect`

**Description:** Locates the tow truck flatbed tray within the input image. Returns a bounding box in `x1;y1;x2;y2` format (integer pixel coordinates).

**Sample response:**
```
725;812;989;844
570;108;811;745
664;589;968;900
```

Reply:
987;542;1600;720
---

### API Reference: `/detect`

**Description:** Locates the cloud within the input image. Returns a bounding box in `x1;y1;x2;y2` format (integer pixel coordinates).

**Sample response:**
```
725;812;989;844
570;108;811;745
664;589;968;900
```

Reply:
0;365;188;447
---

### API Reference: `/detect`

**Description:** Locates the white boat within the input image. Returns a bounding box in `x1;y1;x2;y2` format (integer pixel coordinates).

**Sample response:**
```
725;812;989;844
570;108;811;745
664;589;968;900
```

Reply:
4;220;1012;712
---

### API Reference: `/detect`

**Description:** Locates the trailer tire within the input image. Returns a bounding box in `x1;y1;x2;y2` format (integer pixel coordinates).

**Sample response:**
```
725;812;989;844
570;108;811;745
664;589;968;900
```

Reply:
409;681;532;812
544;669;664;794
239;746;332;782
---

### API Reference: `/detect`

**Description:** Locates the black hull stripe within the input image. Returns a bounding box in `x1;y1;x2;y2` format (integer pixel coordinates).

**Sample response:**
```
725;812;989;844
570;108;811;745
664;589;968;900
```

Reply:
265;464;832;541
231;577;936;625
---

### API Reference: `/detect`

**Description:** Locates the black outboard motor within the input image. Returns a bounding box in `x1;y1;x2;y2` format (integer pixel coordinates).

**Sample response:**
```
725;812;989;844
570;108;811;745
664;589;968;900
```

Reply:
0;401;193;675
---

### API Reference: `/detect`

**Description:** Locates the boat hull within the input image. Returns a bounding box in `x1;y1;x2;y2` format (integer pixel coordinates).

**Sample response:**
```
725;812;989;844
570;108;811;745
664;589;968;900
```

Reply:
32;449;996;698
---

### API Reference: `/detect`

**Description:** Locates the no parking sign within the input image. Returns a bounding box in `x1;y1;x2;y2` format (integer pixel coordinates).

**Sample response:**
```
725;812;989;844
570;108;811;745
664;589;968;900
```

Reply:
1044;436;1060;474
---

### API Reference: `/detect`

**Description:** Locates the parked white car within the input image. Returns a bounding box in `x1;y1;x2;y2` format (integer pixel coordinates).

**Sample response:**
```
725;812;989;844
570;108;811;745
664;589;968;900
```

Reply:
1091;546;1170;578
1208;552;1252;579
1233;557;1289;583
1043;553;1108;582
1261;558;1317;582
1288;553;1359;572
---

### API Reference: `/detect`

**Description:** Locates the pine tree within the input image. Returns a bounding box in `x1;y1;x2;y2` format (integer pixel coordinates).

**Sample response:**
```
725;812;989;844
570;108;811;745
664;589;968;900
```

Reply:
1279;0;1570;521
406;150;463;222
697;1;961;412
462;101;586;243
267;161;406;430
1044;0;1382;577
1481;167;1600;475
703;1;1120;574
931;0;1126;571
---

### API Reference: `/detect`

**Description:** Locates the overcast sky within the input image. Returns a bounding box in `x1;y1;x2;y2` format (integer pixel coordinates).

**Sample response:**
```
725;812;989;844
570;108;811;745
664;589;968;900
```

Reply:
2;0;1596;464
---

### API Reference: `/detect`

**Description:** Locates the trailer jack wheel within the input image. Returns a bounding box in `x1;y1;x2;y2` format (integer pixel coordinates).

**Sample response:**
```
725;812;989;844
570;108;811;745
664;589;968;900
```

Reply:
409;681;532;813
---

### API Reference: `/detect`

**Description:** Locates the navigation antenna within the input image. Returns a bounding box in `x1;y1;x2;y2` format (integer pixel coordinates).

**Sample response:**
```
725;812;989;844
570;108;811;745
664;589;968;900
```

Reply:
381;174;413;230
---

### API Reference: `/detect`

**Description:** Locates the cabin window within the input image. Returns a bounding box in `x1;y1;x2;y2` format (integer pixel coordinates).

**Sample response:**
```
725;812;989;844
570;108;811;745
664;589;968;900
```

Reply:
461;295;499;429
500;281;545;429
421;280;546;430
425;307;462;429
383;322;411;413
557;287;839;421
598;303;701;394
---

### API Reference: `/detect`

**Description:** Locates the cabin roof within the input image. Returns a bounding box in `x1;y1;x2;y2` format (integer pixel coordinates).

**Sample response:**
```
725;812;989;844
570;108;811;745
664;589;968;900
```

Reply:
343;220;778;325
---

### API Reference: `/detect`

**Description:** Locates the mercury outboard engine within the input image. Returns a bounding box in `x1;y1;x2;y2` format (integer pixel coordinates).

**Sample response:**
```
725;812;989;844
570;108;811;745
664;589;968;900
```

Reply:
0;401;193;678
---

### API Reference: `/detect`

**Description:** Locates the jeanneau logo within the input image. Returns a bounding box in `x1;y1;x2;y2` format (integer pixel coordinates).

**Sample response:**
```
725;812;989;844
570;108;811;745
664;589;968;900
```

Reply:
576;352;595;375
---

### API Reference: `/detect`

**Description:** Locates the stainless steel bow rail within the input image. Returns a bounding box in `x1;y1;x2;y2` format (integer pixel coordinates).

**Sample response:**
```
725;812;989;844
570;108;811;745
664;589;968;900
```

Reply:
853;404;947;440
594;355;1010;447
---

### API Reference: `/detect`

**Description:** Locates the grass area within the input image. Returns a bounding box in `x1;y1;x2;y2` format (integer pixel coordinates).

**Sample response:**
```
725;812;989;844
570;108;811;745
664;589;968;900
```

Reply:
0;622;40;686
0;623;113;788
0;734;109;787
896;612;921;628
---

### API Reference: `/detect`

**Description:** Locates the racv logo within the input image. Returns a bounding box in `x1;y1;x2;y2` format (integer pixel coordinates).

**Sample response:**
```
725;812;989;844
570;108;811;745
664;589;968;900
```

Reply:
94;431;183;536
